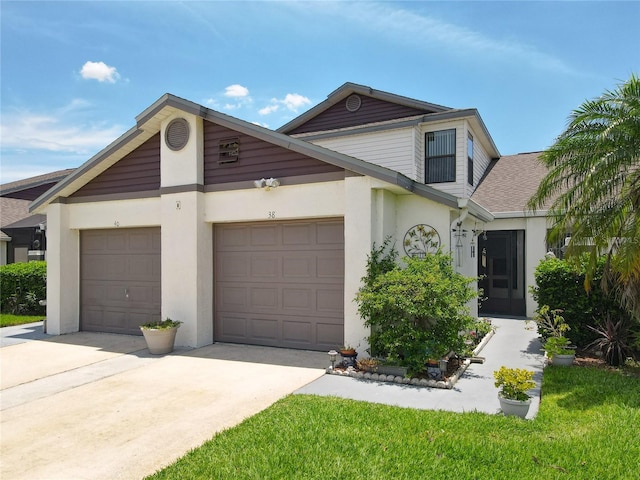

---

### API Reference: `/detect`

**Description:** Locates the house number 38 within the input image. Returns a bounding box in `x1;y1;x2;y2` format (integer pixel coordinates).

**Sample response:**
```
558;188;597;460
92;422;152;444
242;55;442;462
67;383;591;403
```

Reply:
268;211;276;219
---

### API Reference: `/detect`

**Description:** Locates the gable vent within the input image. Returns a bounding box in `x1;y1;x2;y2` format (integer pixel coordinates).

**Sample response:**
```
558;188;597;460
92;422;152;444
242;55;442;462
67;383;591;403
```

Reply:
345;94;362;112
165;118;190;151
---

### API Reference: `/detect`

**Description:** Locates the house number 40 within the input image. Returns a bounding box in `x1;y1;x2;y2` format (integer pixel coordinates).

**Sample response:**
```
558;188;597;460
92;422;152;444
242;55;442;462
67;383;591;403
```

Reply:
268;211;276;219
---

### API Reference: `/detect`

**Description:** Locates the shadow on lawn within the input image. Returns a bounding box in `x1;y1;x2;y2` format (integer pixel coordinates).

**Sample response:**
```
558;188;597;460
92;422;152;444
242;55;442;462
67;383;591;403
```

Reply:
544;365;640;411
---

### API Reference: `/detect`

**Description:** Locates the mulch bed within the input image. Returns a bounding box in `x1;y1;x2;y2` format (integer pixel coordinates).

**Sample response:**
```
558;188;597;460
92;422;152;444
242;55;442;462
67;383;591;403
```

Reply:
573;348;640;378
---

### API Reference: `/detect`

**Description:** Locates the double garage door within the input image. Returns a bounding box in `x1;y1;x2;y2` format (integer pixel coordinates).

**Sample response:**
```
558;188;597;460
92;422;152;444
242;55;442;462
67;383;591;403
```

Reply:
214;219;345;351
80;220;345;350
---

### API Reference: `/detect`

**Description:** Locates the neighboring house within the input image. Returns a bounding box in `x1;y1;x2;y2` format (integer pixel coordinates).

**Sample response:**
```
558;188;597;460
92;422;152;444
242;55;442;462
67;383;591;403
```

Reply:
0;169;74;265
30;83;548;353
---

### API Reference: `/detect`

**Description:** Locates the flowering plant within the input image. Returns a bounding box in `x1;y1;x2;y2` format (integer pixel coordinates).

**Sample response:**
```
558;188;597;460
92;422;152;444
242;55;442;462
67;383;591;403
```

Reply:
493;366;536;401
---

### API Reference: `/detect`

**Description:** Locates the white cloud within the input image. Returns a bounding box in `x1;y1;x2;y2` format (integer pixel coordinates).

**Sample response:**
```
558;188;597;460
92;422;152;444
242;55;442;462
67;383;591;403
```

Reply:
0;102;124;156
259;93;311;116
80;61;120;83
282;93;311;111
225;84;250;97
296;2;576;76
258;104;280;115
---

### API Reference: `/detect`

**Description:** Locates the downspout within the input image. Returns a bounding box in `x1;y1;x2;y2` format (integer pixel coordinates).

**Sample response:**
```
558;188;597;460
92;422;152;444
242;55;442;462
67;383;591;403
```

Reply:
450;198;469;269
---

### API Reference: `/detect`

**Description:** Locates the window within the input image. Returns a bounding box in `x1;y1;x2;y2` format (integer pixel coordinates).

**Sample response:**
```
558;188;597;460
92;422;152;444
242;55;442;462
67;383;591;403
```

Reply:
218;138;239;164
425;129;455;183
467;133;474;186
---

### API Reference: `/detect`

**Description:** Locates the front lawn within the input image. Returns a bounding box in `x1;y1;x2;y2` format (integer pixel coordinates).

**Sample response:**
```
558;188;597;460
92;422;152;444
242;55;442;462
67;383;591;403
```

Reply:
0;314;45;328
147;366;640;479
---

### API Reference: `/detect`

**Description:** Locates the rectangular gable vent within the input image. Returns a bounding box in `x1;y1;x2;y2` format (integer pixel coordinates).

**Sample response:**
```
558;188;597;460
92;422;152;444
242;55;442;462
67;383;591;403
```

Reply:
219;138;239;164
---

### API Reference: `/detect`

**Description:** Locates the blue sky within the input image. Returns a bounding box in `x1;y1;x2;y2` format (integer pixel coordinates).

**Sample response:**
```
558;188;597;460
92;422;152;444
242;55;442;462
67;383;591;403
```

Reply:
1;1;638;183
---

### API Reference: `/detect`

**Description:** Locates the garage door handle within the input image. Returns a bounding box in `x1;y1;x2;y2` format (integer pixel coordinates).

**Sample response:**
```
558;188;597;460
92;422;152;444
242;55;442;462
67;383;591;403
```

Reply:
124;288;129;299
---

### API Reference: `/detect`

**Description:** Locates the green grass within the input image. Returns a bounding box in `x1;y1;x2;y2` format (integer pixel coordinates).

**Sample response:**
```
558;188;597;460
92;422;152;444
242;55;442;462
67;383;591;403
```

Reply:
147;366;639;480
0;314;45;328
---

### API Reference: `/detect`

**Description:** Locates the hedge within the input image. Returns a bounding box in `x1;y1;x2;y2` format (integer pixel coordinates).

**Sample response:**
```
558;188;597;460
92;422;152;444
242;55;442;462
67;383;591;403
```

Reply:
0;261;47;315
530;256;623;347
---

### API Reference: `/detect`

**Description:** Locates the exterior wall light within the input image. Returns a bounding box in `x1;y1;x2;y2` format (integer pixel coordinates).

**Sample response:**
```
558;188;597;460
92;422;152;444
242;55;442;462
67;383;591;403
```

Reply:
254;178;280;190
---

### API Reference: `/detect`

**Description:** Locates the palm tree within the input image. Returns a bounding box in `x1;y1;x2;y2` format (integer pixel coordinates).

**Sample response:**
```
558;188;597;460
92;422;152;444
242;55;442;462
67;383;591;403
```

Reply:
527;73;640;320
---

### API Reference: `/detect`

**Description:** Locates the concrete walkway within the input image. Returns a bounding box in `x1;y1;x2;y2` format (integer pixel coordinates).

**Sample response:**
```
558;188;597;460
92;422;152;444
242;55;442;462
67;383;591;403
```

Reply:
1;317;544;479
0;330;326;480
296;317;545;418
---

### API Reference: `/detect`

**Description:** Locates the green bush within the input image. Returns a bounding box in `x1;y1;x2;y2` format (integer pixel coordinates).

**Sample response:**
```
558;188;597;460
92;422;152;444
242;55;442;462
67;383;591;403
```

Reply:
0;261;47;315
530;257;623;347
356;249;476;375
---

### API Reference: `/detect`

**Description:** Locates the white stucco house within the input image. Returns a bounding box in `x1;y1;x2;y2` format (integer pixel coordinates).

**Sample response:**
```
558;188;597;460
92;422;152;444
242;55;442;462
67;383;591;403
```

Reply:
30;83;549;353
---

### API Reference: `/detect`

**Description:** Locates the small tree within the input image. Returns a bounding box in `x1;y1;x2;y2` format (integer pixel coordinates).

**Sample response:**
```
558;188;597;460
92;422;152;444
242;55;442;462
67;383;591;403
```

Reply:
356;250;476;375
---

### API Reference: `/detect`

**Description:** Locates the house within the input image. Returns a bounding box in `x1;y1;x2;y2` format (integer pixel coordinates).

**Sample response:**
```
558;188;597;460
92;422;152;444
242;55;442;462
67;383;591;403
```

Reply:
30;83;548;353
1;169;74;265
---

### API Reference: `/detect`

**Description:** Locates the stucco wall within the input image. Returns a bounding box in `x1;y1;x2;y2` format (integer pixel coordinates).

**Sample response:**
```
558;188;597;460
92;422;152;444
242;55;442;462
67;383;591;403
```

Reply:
43;110;478;352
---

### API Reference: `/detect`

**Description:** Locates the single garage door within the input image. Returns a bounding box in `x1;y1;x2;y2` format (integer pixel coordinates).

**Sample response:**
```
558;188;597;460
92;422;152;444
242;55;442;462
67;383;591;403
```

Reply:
215;219;344;351
81;228;161;335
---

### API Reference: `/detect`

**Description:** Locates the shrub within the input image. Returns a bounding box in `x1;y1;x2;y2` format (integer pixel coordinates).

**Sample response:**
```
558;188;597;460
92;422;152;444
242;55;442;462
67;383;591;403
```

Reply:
493;366;536;401
530;256;623;347
356;249;476;375
0;261;47;315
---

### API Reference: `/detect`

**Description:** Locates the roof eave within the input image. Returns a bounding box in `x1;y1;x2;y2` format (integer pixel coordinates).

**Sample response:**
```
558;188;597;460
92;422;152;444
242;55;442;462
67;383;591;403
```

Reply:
30;92;462;213
30;126;144;213
277;82;451;134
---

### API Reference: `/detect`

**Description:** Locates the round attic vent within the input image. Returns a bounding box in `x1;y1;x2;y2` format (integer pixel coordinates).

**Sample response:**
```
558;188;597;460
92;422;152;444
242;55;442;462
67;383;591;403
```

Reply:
345;94;362;112
165;118;190;151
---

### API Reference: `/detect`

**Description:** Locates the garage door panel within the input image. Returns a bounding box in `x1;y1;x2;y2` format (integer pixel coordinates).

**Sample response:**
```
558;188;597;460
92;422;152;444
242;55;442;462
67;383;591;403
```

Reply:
251;225;278;246
282;223;312;245
282;257;313;278
215;219;344;351
250;256;279;277
317;255;344;278
316;289;343;313
250;287;278;309
81;228;160;335
250;317;279;342
219;255;249;278
220;286;247;309
317;221;344;244
218;314;247;339
106;233;127;251
282;320;312;344
219;226;248;248
316;322;344;348
282;288;312;309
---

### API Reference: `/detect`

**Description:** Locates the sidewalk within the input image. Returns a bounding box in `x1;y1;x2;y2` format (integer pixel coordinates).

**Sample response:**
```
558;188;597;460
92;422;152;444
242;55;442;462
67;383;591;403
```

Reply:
295;317;545;419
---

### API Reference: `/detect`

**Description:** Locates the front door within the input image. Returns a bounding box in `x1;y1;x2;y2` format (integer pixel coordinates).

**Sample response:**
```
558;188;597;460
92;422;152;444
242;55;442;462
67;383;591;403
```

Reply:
478;230;525;316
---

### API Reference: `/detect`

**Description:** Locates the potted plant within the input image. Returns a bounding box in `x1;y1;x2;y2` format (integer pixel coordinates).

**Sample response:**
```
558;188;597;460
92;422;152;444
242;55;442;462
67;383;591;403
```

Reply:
543;336;576;366
140;318;182;355
339;345;358;367
356;357;380;373
493;366;536;418
532;305;575;366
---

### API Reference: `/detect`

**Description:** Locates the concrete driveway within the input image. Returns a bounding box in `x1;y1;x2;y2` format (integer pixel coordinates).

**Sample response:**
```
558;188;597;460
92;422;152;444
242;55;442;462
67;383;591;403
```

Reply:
0;326;326;480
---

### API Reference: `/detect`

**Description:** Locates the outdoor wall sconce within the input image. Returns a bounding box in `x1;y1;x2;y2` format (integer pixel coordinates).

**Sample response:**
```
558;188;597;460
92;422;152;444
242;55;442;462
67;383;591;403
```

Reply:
253;177;280;190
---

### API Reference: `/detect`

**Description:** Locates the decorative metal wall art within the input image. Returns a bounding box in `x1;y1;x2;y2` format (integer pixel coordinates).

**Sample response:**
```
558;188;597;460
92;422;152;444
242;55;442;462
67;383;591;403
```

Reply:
403;224;441;258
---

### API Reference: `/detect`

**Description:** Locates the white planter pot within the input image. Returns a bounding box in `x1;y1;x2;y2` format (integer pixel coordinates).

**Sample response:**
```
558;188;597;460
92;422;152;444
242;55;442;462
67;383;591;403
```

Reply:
498;394;531;418
551;354;575;366
140;326;179;355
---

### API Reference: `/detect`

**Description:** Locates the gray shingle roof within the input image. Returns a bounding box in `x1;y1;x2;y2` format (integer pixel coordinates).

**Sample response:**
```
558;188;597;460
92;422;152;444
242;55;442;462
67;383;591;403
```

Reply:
471;152;550;215
1;197;32;228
